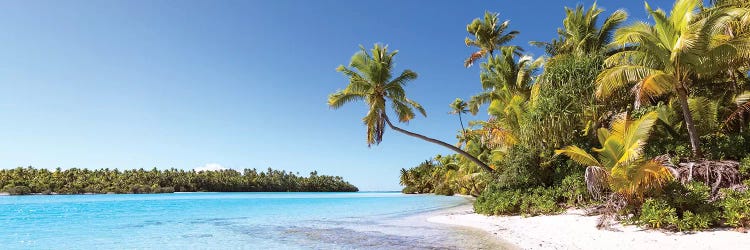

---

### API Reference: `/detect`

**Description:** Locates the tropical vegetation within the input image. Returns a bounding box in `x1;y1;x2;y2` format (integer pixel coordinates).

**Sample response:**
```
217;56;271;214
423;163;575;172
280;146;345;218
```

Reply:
330;0;750;231
0;167;358;195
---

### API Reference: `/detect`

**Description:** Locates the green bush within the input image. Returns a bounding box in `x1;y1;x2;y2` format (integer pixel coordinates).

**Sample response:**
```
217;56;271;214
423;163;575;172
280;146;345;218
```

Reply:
1;184;32;195
701;133;749;160
558;173;590;206
475;184;563;216
494;146;546;189
677;210;716;231
638;182;721;231
660;181;718;215
739;155;750;180
402;186;417;194
639;199;679;229
433;183;455;196
720;189;750;228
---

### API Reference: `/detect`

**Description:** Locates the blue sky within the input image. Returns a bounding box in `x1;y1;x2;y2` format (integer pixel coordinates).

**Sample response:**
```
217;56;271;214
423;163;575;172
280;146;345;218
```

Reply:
0;0;685;190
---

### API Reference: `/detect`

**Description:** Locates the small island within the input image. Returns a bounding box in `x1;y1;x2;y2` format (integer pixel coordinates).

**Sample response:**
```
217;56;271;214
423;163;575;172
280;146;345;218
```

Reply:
0;167;358;195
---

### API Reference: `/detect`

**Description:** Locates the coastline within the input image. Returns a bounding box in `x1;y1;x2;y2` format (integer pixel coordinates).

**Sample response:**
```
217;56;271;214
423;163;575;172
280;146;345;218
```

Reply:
428;204;750;250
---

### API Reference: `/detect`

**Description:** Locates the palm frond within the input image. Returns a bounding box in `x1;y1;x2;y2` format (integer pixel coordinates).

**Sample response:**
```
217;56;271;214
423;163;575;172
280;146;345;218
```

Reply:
555;146;602;167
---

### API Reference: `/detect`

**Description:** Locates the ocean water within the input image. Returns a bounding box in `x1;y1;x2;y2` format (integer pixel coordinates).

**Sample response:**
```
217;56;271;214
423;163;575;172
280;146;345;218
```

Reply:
0;192;505;249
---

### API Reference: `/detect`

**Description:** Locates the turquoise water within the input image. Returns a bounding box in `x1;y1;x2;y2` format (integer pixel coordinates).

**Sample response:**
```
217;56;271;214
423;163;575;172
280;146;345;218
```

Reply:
0;192;502;249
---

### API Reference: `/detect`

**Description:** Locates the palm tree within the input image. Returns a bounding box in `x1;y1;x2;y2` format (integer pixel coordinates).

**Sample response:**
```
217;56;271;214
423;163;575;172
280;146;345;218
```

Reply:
724;91;750;130
329;44;494;173
469;47;541;112
468;47;543;138
449;98;469;134
531;3;627;56
555;111;673;203
596;0;750;157
464;11;519;67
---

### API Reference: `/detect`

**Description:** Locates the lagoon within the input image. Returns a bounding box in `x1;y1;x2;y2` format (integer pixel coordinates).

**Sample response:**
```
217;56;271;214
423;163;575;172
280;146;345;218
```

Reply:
0;192;504;249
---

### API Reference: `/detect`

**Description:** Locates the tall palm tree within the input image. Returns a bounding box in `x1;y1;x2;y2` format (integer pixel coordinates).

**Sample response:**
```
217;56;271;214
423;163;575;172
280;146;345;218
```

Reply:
329;44;494;173
531;3;627;56
596;0;750;157
468;47;543;137
449;98;469;134
555;111;673;202
464;11;520;67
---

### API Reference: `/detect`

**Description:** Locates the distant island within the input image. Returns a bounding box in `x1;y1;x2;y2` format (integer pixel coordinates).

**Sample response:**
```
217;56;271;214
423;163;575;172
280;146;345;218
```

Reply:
0;167;358;195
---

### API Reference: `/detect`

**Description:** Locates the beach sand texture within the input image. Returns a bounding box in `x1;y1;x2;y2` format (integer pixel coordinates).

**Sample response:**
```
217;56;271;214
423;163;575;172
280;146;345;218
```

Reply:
429;205;750;250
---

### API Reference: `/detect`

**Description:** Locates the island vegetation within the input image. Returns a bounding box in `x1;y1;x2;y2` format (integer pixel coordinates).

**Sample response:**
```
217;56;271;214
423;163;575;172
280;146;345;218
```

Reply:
330;0;750;231
0;167;358;195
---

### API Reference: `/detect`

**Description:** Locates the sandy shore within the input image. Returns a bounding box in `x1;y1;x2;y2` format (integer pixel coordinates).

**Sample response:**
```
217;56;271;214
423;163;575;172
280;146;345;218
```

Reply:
428;204;750;250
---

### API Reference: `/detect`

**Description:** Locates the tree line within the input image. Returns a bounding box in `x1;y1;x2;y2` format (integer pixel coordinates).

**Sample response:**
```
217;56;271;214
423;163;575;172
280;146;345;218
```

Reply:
0;167;358;195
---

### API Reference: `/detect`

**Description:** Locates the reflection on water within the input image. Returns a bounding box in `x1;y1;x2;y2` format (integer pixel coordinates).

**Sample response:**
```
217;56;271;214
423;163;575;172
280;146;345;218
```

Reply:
0;192;508;249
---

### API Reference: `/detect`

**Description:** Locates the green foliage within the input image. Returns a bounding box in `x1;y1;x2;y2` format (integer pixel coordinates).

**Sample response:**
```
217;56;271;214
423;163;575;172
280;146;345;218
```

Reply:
559;173;590;206
1;184;31;195
494;146;546;189
677;210;717;231
701;133;749;160
659;182;717;214
740;155;750;179
637;182;723;231
720;189;750;228
523;54;604;151
475;184;563;216
396;0;750;234
639;199;679;229
0;167;358;195
434;183;455;196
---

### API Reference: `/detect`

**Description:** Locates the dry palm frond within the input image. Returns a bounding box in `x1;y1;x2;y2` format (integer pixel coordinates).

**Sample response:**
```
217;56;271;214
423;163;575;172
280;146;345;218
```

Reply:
585;165;610;201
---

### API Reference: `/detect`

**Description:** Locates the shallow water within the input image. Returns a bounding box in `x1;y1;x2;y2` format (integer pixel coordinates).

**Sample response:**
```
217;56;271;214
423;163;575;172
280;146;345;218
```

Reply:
0;192;506;249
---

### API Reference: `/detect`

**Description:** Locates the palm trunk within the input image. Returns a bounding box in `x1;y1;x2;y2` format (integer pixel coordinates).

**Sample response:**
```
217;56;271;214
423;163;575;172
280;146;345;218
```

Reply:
675;86;702;158
458;113;466;134
383;115;494;173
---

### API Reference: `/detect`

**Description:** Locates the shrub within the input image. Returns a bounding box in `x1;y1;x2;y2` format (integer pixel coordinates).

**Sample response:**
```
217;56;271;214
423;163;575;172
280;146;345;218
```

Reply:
720;189;750;228
155;186;175;193
740;155;750;180
659;181;718;215
402;186;417;194
494;146;546;189
433;183;455;196
1;184;32;195
677;210;717;231
701;133;748;160
639;199;679;229
475;184;563;216
638;182;722;231
558;173;590;206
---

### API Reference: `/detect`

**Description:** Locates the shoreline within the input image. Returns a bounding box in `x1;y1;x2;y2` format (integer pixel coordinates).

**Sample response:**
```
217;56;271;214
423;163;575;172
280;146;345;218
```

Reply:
427;204;750;250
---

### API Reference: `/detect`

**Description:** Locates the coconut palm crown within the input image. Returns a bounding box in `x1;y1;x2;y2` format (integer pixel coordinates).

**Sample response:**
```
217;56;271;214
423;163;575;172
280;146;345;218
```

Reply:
555;111;673;202
596;0;750;157
531;3;627;56
328;44;424;146
464;11;520;67
329;44;494;173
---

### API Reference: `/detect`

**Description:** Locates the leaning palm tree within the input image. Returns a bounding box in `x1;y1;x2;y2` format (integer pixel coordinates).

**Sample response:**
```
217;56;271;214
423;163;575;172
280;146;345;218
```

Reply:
555;111;673;203
596;0;750;157
449;98;469;134
329;44;494;173
531;3;627;56
464;11;519;67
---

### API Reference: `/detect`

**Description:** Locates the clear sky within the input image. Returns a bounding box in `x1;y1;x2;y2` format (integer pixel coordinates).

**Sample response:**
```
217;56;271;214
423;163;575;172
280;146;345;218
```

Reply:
0;0;687;190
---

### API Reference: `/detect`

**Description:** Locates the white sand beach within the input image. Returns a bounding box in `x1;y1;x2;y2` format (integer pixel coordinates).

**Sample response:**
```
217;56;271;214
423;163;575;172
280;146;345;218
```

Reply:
428;204;750;250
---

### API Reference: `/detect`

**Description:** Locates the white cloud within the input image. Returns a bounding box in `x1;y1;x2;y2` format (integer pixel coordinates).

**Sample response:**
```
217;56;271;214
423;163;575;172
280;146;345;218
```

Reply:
194;163;228;172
